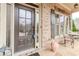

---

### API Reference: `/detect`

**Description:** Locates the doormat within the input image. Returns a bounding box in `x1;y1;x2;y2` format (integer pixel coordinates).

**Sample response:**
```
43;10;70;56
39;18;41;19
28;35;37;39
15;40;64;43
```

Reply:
29;52;40;56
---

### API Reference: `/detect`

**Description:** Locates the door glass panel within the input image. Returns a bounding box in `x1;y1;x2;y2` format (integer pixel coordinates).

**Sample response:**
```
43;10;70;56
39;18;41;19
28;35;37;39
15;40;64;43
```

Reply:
19;18;25;26
19;9;25;17
19;18;25;36
26;11;31;18
26;19;32;32
26;18;31;24
18;18;25;47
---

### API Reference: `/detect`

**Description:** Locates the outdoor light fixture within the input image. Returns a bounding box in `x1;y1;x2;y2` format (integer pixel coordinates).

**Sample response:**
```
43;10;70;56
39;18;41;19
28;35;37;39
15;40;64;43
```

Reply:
74;3;78;8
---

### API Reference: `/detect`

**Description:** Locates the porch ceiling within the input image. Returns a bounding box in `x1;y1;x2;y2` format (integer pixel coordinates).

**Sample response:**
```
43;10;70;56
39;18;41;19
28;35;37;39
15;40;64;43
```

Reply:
62;3;79;13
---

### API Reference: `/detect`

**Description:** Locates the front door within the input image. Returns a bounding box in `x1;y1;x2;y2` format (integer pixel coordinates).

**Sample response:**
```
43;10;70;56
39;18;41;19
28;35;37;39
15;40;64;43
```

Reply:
14;4;35;52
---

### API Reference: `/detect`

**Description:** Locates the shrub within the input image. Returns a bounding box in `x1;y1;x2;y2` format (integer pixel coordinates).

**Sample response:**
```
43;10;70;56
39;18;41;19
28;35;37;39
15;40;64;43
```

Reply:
72;21;78;32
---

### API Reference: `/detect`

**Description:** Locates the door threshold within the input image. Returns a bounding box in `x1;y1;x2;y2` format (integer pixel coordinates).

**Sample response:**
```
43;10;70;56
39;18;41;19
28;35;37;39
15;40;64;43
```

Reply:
14;48;40;56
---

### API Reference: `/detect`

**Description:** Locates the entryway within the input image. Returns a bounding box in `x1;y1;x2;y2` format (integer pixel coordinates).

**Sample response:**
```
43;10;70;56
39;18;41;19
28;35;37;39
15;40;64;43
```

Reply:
14;4;35;52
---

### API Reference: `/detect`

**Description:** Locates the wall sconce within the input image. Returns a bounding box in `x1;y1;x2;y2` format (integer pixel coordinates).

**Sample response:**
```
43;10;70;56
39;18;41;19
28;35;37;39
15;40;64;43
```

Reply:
74;3;78;8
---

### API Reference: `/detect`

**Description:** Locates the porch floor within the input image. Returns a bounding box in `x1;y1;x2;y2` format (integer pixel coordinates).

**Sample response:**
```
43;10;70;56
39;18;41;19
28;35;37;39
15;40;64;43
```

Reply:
38;39;79;56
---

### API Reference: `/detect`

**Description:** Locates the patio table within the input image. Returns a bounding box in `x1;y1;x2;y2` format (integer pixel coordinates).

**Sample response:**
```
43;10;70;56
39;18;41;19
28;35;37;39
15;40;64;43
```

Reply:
68;32;79;48
68;32;79;39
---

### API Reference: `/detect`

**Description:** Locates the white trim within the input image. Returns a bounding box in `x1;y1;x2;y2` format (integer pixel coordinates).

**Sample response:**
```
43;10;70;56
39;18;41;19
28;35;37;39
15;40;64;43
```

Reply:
0;3;7;48
39;4;42;48
10;3;15;55
55;10;66;16
35;8;40;48
18;3;38;9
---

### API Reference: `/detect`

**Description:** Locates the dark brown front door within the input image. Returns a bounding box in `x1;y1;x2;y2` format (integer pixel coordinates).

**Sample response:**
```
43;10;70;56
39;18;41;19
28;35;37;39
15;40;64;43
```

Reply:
14;4;35;52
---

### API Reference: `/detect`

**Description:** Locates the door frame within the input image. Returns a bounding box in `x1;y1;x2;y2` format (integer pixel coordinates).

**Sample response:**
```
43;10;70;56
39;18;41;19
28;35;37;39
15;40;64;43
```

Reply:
10;3;40;55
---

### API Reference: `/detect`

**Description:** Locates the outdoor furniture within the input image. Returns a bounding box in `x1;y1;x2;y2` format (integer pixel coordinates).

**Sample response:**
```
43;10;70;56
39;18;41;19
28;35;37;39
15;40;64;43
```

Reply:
0;47;12;56
0;47;6;55
63;34;74;48
64;32;79;48
68;34;74;48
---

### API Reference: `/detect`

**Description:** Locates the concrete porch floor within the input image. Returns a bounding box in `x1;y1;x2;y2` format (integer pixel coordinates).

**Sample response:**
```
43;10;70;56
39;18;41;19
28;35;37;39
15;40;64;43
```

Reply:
38;39;79;56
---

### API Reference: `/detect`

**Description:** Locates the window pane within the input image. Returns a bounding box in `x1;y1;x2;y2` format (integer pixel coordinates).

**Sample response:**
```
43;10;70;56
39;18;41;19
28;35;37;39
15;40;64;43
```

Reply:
19;18;25;36
69;17;71;30
19;9;25;17
26;19;31;24
56;25;59;36
51;24;55;38
26;11;31;18
52;14;55;24
26;19;32;32
56;18;59;24
51;13;56;38
60;15;64;34
66;18;68;33
55;16;59;36
55;14;59;23
19;18;25;26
